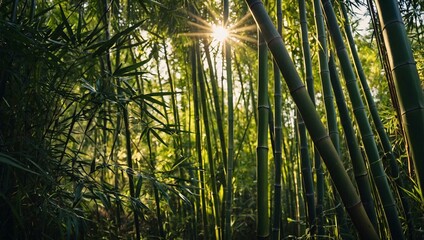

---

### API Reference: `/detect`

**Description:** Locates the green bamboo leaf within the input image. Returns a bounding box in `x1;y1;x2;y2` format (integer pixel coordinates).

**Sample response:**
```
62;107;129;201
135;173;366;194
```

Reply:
135;174;143;198
170;156;188;171
0;153;38;175
150;128;168;146
59;5;75;44
153;181;170;203
132;93;168;107
172;188;191;206
94;191;111;210
90;21;144;56
73;181;84;207
34;4;56;19
113;58;150;77
131;197;149;214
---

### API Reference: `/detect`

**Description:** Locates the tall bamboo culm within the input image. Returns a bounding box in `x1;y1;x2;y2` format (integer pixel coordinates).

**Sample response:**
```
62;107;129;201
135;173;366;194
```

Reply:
196;42;221;240
373;0;424;199
224;0;234;239
245;0;378;238
271;0;283;239
340;2;414;236
312;0;349;237
257;31;270;239
298;0;317;233
328;52;378;231
190;45;209;239
321;0;404;238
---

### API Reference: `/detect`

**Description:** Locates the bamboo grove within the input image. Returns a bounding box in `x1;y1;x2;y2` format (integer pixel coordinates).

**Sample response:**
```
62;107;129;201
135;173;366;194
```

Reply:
0;0;423;239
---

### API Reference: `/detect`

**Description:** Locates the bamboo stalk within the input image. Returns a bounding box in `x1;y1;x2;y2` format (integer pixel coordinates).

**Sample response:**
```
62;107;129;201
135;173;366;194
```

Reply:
298;0;317;233
224;0;234;238
244;1;378;238
312;0;347;237
190;46;209;239
321;0;404;238
196;43;221;240
373;0;424;200
271;0;283;239
340;2;414;236
257;31;270;239
328;52;378;230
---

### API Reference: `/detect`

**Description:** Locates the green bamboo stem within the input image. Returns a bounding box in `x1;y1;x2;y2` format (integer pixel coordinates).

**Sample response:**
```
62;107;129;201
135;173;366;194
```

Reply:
245;1;378;238
373;0;424;199
340;2;414;236
271;0;283;239
328;52;378;229
321;0;404;238
11;0;18;22
191;46;209;239
312;0;345;237
203;42;228;173
367;2;415;238
297;110;316;232
298;0;317;233
123;103;141;240
340;1;395;175
196;43;221;240
224;0;234;238
105;1;140;237
257;31;270;239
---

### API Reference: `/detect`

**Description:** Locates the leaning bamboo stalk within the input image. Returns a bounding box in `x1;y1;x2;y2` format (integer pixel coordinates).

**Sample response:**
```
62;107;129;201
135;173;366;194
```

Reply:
328;52;378;229
373;0;424;199
321;0;403;238
244;1;378;238
312;0;347;237
340;2;414;235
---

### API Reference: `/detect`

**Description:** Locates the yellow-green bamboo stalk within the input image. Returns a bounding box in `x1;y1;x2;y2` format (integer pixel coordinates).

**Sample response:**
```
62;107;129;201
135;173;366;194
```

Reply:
190;45;209;239
196;43;221;240
224;0;234;239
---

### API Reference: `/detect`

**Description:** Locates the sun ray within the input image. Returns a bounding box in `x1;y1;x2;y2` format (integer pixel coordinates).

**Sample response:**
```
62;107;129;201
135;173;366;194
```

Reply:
187;21;212;32
230;34;257;44
228;12;252;30
179;32;211;37
230;25;257;34
186;11;213;28
180;7;258;47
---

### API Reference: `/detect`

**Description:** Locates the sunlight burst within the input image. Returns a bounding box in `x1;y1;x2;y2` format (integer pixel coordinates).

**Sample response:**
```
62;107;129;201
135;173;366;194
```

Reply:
212;25;229;42
180;11;256;46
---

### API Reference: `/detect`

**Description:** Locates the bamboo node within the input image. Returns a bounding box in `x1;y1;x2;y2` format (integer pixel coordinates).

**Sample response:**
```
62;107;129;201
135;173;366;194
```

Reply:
401;105;424;116
381;19;404;32
391;60;417;72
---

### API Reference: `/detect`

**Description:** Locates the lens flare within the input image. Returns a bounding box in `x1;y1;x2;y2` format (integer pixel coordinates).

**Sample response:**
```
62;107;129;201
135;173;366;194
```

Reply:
212;25;229;42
